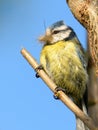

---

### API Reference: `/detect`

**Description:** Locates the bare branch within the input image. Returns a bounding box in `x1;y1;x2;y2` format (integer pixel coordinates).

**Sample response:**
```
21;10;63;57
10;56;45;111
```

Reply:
21;48;98;130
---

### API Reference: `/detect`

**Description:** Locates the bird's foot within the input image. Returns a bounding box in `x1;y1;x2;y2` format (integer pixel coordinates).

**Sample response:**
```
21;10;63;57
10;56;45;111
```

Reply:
54;87;66;99
35;65;43;78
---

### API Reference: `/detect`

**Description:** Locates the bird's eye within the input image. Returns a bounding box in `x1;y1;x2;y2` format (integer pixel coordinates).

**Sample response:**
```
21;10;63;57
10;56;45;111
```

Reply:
52;30;60;34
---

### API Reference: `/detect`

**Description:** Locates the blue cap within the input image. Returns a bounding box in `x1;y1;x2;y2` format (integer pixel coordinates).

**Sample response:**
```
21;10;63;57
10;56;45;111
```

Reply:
50;20;65;30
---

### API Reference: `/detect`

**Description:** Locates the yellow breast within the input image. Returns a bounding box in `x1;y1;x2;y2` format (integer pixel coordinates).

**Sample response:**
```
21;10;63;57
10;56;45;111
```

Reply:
40;39;88;99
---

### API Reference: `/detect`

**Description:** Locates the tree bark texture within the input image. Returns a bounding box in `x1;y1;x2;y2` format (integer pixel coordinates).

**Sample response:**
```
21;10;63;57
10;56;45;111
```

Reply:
66;0;98;75
66;0;98;127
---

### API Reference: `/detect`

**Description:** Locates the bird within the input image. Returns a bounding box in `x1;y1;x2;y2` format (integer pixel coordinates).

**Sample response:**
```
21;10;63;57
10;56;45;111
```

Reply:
38;20;88;130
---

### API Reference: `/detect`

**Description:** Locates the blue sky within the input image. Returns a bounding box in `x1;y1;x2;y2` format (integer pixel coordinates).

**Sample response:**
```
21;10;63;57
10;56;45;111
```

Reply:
0;0;86;130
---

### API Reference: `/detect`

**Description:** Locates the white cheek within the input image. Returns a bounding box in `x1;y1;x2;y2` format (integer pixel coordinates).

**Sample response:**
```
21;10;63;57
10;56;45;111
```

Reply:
51;35;61;43
51;31;71;43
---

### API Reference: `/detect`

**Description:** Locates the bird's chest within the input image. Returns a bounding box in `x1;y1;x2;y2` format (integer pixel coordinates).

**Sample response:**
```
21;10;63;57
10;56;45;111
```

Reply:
44;42;81;79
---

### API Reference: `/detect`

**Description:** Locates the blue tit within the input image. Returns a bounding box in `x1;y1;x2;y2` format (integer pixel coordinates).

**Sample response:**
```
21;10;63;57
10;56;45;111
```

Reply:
39;21;88;130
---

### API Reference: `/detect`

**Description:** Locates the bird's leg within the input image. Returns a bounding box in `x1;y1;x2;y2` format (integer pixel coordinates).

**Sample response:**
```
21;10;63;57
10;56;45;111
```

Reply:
54;87;66;99
35;65;43;78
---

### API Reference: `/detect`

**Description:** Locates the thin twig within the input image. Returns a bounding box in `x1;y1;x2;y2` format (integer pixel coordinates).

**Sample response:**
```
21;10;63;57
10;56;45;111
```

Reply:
21;48;98;130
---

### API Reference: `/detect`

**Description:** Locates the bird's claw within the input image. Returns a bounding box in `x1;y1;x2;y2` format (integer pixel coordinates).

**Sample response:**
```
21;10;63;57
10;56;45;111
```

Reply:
35;65;43;78
35;73;40;78
54;87;66;99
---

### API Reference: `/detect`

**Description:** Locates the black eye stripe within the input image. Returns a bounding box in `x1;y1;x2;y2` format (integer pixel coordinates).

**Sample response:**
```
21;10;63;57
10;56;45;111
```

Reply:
52;30;60;34
52;27;72;34
51;26;76;41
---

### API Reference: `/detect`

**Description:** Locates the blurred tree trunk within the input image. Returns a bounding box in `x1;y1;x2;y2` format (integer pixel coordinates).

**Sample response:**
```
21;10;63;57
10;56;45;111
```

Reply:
66;0;98;127
87;51;98;127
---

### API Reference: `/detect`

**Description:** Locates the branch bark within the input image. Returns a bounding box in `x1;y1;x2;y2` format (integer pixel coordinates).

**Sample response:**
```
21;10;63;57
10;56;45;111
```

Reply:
21;48;98;130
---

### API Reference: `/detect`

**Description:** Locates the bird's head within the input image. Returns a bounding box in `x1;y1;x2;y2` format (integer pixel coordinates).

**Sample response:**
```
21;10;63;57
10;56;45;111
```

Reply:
39;20;76;44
